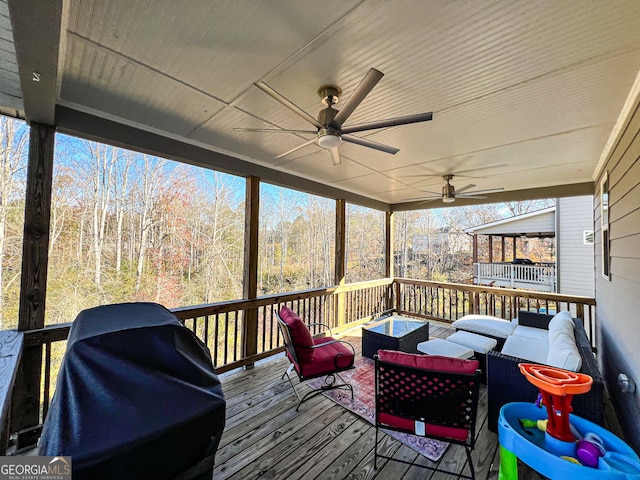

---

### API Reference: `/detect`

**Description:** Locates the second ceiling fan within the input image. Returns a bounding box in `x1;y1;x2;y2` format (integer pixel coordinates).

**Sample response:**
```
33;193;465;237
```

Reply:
405;175;504;204
236;68;433;165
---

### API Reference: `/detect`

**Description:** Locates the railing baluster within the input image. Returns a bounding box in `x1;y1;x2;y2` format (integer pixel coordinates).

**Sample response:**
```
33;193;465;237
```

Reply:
204;315;209;350
223;312;229;365
42;342;52;422
213;314;219;366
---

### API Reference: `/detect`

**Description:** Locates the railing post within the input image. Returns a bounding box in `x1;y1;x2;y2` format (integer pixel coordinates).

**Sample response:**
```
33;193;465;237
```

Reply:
13;123;55;434
242;176;260;368
385;212;394;312
334;199;346;326
394;280;402;312
510;264;515;288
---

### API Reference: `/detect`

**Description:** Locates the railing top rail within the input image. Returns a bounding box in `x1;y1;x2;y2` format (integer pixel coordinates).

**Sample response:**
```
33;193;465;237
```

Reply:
393;277;594;305
11;276;594;343
171;277;393;319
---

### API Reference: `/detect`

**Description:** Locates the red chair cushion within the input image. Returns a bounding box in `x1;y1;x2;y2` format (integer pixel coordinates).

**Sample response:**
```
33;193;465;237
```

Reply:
377;349;479;373
298;338;354;378
378;413;469;442
279;307;314;363
376;349;479;442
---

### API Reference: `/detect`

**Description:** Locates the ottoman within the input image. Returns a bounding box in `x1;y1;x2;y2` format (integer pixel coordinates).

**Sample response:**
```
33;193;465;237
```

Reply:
416;338;474;359
446;330;498;382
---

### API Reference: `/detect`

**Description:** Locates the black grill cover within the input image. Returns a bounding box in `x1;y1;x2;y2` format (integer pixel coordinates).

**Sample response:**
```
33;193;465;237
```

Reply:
39;302;226;480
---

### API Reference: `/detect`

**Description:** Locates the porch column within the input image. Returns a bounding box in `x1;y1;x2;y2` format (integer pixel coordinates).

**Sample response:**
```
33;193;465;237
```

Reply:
472;234;478;263
334;199;346;326
488;235;493;263
13;122;55;433
512;237;517;260
242;176;260;366
385;211;394;311
501;237;506;262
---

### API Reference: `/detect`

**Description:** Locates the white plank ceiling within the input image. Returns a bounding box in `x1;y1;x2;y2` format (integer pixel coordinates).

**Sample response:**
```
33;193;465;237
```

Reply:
4;0;640;208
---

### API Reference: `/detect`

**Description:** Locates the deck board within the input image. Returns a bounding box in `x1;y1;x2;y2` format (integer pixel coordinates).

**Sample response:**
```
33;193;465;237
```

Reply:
214;322;503;480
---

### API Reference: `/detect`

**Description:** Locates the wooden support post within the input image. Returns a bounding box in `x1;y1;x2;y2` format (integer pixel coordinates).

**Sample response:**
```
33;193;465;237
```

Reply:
501;237;506;262
512;237;517;260
488;235;493;263
334;199;346;327
384;211;394;312
472;234;478;263
13;122;55;433
242;176;260;367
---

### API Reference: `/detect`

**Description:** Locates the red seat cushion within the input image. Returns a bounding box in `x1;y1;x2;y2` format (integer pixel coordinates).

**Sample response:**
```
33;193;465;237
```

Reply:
378;413;469;442
279;307;314;363
377;349;479;373
376;349;478;442
298;338;354;378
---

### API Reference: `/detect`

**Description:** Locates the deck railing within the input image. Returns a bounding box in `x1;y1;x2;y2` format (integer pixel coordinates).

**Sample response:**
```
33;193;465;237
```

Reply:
473;262;557;291
5;277;595;449
394;278;595;340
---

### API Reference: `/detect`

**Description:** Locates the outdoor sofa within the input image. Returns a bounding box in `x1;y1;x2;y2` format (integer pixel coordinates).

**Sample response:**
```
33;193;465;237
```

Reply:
484;310;604;432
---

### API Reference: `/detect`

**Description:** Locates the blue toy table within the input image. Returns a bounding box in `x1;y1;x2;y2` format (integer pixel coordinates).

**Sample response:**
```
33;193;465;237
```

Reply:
498;402;640;479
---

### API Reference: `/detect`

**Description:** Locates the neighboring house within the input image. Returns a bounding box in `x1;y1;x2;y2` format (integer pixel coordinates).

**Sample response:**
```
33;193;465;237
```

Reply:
412;229;470;253
465;196;594;296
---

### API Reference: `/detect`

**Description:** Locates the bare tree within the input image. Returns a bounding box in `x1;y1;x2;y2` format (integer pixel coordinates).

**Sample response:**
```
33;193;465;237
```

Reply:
504;199;555;216
0;117;28;327
133;155;166;293
113;151;132;273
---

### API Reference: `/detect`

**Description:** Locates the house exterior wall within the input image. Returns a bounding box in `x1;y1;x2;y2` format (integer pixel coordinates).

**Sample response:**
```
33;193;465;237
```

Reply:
595;98;640;451
557;196;595;296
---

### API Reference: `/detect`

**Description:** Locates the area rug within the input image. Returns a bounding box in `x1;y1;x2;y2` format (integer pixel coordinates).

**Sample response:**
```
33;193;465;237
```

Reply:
307;357;449;461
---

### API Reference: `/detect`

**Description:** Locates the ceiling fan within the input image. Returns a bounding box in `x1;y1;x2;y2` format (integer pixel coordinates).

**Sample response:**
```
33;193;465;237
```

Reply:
404;175;504;204
235;68;433;165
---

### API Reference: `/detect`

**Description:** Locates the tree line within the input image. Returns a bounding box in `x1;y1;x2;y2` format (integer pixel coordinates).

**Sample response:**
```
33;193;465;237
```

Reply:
0;116;552;329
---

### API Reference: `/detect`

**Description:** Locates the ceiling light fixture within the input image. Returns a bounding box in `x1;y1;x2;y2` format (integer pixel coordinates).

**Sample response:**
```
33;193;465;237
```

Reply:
317;128;342;149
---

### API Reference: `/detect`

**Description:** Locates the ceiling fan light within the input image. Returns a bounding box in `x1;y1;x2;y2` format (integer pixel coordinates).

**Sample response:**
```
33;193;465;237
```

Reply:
442;195;455;203
317;133;341;149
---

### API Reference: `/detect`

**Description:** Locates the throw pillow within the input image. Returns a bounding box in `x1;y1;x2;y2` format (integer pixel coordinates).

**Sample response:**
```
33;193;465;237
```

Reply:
547;331;582;371
548;311;575;341
452;315;517;338
279;306;314;363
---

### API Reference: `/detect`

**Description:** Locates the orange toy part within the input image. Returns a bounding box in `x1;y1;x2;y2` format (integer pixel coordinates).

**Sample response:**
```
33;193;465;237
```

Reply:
519;363;593;442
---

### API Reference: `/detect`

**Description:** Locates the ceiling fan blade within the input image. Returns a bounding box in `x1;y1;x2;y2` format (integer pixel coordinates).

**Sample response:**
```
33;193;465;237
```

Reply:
410;189;441;197
463;187;505;195
416;198;439;205
341;112;433;134
329;147;341;166
455;184;476;194
234;127;316;134
402;195;440;201
342;134;399;154
275;138;318;159
331;68;384;128
455;194;488;199
254;81;324;129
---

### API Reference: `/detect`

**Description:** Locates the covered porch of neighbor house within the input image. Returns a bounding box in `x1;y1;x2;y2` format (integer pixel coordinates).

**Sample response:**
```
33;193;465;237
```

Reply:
466;207;557;292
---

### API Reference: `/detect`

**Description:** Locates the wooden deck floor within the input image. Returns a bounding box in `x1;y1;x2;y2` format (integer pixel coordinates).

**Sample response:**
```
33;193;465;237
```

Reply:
214;323;504;480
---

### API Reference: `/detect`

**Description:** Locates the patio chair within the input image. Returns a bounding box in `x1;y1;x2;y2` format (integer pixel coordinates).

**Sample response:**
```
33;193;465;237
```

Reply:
276;306;355;410
374;350;481;479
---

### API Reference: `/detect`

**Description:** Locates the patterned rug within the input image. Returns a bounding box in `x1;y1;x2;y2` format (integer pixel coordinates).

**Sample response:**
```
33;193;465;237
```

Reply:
307;357;449;461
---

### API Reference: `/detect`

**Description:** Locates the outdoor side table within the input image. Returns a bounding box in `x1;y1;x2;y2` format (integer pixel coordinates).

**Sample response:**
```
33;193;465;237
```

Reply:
362;315;429;358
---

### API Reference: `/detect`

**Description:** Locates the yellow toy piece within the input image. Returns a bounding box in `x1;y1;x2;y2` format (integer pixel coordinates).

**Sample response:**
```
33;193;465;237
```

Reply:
560;456;581;465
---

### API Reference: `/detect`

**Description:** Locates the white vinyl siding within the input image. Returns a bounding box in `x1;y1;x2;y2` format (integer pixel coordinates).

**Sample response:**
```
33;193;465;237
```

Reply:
557;196;595;297
595;92;640;451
